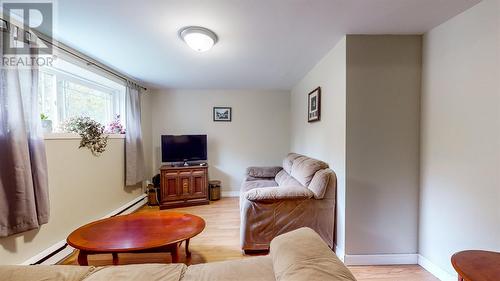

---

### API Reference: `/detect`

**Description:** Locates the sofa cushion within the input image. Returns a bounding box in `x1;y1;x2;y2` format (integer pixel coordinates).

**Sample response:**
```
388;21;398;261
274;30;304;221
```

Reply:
275;170;303;187
282;153;302;174
270;228;356;281
290;156;329;187
246;166;282;178
241;179;278;193
85;264;187;281
0;265;96;281
245;186;314;202
182;256;274;281
308;169;332;199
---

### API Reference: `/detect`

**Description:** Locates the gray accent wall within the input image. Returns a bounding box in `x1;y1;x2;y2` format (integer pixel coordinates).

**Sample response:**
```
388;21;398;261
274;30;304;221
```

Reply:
345;35;422;255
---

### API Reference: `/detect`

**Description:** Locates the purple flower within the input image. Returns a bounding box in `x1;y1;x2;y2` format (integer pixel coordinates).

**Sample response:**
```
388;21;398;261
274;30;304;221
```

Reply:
104;114;126;134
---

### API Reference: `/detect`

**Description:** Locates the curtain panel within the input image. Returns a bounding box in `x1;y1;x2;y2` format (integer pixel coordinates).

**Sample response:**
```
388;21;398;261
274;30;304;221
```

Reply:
0;28;50;237
125;83;145;186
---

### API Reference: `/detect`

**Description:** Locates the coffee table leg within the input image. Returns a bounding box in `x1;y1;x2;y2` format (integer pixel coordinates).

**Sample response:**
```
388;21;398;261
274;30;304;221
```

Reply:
185;239;191;258
171;244;179;263
112;253;119;265
78;250;88;266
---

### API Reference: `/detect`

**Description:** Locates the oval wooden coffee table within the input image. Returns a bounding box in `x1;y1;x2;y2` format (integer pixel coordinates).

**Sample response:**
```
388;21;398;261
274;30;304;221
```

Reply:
67;211;205;265
451;250;500;281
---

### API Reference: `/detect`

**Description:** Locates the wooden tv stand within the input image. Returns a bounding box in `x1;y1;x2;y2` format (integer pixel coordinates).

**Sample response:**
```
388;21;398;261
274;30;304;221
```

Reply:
159;165;209;209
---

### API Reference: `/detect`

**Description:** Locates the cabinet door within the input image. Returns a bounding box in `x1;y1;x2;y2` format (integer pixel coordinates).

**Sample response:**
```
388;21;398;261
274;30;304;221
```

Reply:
179;171;191;197
190;170;207;199
161;171;179;203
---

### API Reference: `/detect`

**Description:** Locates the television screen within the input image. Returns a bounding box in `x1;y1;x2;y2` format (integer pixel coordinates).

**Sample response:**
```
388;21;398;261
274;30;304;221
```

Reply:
161;135;207;162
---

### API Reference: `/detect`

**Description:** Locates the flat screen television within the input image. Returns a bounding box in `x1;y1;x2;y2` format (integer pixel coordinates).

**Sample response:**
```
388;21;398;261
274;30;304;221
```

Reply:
161;135;207;163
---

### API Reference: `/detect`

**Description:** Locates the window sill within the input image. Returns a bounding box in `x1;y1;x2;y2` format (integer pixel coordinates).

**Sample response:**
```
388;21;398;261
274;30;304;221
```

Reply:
44;133;126;140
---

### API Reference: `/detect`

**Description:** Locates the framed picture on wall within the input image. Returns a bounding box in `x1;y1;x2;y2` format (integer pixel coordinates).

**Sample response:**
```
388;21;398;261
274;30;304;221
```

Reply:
308;87;321;122
213;107;232;122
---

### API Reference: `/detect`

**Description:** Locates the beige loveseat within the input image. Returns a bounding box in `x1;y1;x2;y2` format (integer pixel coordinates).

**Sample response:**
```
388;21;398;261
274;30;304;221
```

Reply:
0;228;356;281
240;153;336;251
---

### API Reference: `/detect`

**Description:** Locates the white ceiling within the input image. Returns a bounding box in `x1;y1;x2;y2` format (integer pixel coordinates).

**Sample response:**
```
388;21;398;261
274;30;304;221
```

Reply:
53;0;480;90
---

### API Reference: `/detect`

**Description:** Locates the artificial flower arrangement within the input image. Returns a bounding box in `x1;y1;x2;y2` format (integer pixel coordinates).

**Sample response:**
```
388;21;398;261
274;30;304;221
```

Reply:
104;114;126;134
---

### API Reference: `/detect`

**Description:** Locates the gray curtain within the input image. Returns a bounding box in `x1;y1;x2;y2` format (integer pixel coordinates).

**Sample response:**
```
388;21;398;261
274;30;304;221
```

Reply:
0;28;50;237
125;82;145;186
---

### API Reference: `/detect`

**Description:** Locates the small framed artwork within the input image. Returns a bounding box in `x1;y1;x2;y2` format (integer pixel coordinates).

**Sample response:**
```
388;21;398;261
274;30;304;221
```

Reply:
213;107;232;122
308;87;321;122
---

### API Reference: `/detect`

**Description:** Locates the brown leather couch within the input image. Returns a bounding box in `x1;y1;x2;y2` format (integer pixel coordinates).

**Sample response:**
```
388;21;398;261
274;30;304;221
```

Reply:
240;153;337;251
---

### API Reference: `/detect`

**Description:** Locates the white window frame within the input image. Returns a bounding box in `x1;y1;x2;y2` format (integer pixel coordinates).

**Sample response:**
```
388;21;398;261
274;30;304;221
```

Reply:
39;66;126;131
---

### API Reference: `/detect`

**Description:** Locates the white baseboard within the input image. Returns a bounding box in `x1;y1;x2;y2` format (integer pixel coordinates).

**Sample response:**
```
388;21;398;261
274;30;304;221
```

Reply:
344;253;418;266
102;194;147;218
418;254;457;281
21;194;147;265
20;240;73;266
221;191;240;197
334;245;345;262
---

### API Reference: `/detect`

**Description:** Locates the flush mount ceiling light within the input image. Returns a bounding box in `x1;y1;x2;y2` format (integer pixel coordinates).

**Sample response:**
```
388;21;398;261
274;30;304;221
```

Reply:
179;26;218;52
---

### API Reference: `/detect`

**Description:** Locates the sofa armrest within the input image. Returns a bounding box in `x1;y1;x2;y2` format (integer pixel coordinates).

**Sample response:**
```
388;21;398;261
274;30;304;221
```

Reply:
270;228;357;281
245;186;313;202
245;175;265;181
246;166;282;178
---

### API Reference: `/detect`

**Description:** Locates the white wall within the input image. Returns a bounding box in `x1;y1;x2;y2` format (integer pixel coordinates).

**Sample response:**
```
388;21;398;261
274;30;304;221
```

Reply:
345;35;421;256
420;0;500;276
150;89;290;193
0;138;143;265
290;37;347;256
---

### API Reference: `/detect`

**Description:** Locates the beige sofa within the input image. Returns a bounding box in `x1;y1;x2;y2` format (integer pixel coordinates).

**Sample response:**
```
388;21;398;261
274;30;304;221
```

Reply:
240;153;337;251
0;228;356;281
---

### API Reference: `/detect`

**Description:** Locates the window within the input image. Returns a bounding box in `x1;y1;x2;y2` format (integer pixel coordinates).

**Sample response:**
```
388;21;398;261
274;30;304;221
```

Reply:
38;58;126;132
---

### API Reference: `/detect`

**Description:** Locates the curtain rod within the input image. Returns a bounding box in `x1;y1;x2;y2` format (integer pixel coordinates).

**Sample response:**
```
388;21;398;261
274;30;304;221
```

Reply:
0;16;147;91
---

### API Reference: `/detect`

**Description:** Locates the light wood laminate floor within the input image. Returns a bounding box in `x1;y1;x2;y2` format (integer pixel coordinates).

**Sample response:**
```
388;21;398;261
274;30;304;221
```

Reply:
61;198;438;281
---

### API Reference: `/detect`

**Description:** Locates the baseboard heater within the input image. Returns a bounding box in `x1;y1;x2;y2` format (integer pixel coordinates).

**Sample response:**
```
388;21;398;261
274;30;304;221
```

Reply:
31;196;146;265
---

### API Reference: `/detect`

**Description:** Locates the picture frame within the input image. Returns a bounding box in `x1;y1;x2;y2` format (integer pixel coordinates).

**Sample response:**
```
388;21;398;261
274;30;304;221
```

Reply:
213;107;232;122
308;87;321;122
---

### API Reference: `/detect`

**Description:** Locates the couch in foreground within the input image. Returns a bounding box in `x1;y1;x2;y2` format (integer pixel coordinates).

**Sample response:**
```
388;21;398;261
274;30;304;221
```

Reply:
240;153;337;251
0;228;356;281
